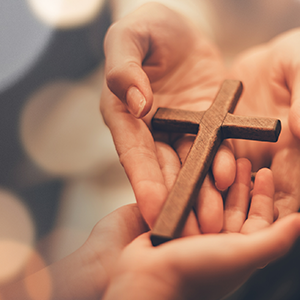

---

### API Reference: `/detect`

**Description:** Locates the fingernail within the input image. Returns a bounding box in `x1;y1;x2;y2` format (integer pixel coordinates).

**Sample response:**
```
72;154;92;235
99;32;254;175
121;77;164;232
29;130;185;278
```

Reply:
126;86;146;118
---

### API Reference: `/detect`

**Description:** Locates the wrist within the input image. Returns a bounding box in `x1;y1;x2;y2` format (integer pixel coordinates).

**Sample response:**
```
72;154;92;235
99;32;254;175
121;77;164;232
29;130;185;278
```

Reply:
0;245;107;300
55;244;108;300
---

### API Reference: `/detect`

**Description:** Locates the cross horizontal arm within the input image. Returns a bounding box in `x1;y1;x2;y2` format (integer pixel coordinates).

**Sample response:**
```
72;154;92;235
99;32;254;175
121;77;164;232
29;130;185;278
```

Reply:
222;114;281;141
152;108;204;134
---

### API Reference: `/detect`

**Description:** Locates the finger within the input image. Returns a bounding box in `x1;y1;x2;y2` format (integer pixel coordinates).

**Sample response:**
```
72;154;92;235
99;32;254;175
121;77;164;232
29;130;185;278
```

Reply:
124;140;177;229
223;158;252;233
196;172;224;234
212;140;236;191
289;95;300;140
89;204;149;267
174;135;224;234
172;134;194;165
241;168;274;234
104;20;153;118
155;141;181;192
101;86;169;228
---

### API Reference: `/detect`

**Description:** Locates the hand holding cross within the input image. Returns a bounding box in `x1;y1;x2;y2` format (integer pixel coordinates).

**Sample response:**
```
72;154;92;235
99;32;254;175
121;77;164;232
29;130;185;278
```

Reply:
150;80;281;246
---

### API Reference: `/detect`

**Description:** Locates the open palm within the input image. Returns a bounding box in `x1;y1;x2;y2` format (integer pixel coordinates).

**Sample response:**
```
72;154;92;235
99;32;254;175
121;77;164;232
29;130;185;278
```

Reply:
229;28;300;219
100;161;300;300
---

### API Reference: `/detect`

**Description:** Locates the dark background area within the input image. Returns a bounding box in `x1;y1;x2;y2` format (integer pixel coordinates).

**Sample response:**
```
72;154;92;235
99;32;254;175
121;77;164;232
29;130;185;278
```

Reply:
0;0;111;239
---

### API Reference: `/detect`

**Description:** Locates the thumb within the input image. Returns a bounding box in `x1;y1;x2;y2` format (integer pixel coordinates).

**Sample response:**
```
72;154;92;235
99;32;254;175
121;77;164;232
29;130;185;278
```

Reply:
288;60;300;139
277;30;300;140
92;204;149;251
289;86;300;140
104;23;153;118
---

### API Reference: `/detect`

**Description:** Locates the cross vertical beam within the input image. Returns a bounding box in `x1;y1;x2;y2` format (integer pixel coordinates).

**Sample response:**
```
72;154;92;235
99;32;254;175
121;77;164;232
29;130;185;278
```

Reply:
150;80;281;246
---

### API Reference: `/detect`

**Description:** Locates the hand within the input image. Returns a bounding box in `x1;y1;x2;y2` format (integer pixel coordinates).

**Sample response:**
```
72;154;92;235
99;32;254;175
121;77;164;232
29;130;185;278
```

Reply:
101;3;234;235
0;203;149;300
102;159;300;300
5;160;300;300
229;28;300;219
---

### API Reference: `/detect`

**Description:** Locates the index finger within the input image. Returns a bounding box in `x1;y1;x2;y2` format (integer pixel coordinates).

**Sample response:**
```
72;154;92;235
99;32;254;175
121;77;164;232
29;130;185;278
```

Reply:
104;21;153;118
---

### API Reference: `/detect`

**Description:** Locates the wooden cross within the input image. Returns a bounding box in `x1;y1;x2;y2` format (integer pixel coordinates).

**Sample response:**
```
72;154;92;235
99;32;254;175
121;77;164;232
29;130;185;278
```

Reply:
150;80;281;246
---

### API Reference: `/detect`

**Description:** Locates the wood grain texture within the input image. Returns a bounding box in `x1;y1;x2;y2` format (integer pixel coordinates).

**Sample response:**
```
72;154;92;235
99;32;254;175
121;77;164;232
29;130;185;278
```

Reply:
150;80;281;246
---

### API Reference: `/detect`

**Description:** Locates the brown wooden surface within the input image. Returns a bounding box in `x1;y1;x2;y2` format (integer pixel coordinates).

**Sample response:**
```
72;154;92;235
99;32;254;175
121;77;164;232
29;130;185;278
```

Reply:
150;80;281;246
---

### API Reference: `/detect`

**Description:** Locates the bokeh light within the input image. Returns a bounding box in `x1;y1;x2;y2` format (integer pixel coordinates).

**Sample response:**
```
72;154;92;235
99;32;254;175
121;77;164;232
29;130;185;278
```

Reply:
27;0;106;28
47;164;135;261
24;250;52;300
0;189;35;284
20;69;117;177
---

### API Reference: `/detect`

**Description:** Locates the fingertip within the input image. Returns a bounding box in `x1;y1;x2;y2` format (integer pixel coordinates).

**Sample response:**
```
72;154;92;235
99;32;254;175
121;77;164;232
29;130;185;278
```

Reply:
200;214;223;234
255;167;273;178
126;86;152;118
253;167;274;198
106;64;153;118
197;175;224;234
126;86;147;118
213;142;236;191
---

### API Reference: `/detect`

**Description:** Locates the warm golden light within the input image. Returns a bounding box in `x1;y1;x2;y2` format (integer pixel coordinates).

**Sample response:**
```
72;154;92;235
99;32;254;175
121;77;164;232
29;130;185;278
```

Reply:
0;241;32;284
24;251;52;300
20;70;117;177
0;189;35;284
27;0;106;28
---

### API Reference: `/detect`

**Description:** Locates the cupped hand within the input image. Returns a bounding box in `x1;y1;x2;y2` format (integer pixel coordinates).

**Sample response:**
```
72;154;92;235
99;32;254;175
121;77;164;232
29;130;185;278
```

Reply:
101;3;234;235
102;159;300;300
229;28;300;219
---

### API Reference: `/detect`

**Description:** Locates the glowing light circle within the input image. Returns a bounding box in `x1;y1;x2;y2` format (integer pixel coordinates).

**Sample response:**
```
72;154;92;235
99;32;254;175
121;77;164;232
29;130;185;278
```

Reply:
27;0;106;28
0;189;35;283
20;76;116;177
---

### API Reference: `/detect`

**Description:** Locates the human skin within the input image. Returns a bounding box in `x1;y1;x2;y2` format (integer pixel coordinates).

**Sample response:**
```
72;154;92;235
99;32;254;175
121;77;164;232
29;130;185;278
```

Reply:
101;3;234;236
229;28;300;220
102;160;300;300
2;159;300;300
101;3;300;235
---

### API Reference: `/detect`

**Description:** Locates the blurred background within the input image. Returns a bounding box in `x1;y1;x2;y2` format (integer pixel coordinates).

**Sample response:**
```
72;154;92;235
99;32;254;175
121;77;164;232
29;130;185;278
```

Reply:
0;0;136;285
1;0;300;299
